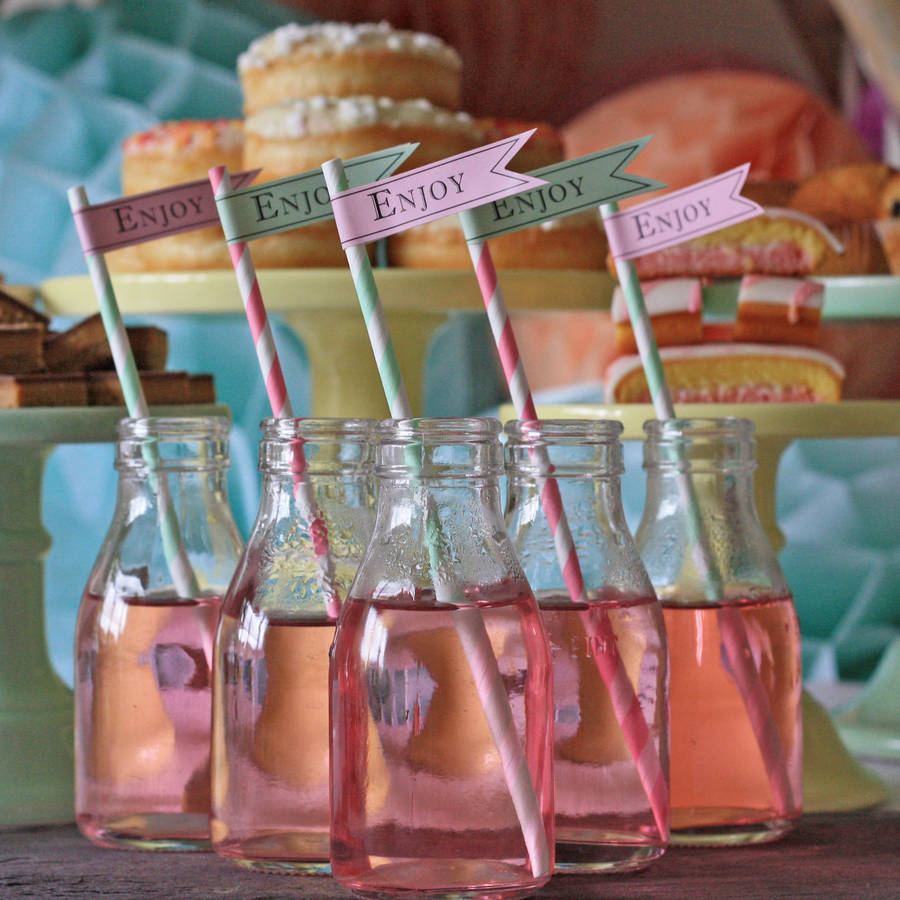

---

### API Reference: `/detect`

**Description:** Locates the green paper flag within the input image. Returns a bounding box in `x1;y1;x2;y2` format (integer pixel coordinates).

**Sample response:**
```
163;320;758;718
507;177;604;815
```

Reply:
460;136;665;242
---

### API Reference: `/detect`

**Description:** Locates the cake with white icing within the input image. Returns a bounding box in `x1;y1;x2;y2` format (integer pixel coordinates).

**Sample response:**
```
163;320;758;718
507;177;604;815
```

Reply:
239;21;463;116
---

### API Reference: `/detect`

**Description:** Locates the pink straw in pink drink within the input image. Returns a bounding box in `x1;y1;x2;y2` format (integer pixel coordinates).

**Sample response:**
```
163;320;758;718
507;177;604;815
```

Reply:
209;165;340;618
464;230;669;839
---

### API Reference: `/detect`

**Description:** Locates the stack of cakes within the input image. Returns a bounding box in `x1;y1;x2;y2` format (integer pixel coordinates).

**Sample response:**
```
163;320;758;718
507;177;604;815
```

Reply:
237;20;480;267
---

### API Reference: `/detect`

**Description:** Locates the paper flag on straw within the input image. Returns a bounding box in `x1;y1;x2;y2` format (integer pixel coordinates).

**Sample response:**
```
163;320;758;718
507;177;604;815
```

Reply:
329;131;547;247
215;144;419;244
72;170;260;254
460;137;666;242
603;163;762;260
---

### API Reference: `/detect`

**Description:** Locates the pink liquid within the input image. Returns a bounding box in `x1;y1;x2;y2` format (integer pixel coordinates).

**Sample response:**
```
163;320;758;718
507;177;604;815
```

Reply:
74;592;222;850
662;595;803;845
540;593;668;872
211;614;334;873
330;582;554;900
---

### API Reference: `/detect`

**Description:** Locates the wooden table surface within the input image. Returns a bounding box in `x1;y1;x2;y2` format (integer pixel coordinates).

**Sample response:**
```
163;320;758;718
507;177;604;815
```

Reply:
2;811;898;899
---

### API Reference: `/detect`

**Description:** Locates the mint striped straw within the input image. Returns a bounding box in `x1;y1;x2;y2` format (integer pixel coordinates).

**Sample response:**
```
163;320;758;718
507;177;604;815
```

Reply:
208;165;340;619
68;185;201;604
322;157;551;879
601;200;796;816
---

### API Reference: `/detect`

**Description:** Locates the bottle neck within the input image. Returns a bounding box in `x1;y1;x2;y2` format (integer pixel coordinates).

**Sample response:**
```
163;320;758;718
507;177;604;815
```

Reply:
353;417;525;601
637;418;787;603
504;420;649;601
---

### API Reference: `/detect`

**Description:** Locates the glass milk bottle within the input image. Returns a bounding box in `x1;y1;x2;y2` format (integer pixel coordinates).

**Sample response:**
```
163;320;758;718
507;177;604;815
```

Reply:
211;417;376;873
330;418;555;900
636;417;802;846
505;419;668;873
74;416;243;850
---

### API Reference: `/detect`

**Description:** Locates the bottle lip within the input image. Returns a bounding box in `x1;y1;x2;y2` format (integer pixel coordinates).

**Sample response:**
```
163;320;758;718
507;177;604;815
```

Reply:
643;416;755;440
504;418;624;443
376;417;503;478
260;417;376;441
116;415;231;472
377;416;502;443
117;415;231;441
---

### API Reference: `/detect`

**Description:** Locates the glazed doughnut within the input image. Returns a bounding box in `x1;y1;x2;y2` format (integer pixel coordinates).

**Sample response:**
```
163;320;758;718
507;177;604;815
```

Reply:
789;162;894;226
107;119;244;272
244;95;480;267
876;172;900;274
238;21;463;115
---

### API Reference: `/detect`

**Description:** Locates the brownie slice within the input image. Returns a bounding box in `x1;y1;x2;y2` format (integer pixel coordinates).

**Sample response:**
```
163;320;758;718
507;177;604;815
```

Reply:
0;373;88;408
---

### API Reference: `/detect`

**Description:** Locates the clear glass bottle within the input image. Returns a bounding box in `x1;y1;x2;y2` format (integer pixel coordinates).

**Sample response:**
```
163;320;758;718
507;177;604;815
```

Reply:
330;418;555;900
635;417;802;846
505;419;669;873
74;416;244;850
211;417;376;873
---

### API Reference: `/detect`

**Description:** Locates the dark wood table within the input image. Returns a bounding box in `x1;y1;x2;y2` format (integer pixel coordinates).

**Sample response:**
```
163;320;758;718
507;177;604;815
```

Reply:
2;811;898;899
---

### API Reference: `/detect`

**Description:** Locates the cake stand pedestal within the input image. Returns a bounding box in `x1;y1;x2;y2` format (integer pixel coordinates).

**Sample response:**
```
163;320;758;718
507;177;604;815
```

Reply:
0;404;228;826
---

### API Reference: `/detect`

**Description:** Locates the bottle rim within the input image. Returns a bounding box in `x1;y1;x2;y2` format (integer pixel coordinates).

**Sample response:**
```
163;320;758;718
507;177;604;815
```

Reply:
260;417;377;441
376;417;503;479
117;415;231;441
643;416;755;440
116;416;231;472
505;418;624;442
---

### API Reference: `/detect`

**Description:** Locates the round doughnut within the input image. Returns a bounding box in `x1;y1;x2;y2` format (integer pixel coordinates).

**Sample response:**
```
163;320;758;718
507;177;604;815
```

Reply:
107;119;243;272
238;21;463;115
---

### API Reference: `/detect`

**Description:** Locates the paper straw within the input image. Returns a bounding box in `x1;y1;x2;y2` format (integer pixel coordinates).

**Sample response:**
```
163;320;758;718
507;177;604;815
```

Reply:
461;225;669;839
322;157;551;879
68;186;201;608
208;165;340;619
600;200;796;816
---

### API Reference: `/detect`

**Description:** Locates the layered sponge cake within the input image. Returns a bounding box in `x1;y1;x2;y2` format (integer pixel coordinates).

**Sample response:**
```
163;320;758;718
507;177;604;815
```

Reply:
238;20;463;115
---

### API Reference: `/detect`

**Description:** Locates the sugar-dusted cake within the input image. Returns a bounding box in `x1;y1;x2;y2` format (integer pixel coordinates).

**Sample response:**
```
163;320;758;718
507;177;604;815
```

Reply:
238;20;463;116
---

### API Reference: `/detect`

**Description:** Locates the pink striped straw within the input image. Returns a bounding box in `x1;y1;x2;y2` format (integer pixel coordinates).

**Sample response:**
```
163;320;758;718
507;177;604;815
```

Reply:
209;165;340;619
464;232;669;839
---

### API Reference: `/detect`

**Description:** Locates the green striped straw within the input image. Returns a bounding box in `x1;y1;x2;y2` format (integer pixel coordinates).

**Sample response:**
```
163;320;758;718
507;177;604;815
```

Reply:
322;158;551;878
67;186;202;604
600;200;796;815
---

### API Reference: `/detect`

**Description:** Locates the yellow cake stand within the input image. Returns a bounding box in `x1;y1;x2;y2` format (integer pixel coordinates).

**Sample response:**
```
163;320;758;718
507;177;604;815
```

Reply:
500;399;900;813
40;269;613;418
0;403;228;826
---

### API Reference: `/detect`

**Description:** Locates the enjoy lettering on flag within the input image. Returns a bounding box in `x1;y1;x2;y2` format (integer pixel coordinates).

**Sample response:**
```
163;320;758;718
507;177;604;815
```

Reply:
215;144;419;244
460;137;666;242
329;131;547;247
603;163;762;260
72;170;260;255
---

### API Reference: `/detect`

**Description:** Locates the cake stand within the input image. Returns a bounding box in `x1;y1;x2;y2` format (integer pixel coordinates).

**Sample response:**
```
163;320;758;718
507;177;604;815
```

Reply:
0;403;228;826
40;269;612;418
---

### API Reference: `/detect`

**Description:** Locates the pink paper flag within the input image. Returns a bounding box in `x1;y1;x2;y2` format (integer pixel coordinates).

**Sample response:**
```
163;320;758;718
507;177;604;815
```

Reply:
604;163;762;260
329;131;547;247
72;169;261;254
